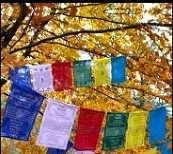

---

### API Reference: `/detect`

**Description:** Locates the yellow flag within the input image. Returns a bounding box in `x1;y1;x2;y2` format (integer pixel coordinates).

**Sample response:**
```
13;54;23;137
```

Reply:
125;111;148;149
125;129;146;149
92;58;111;86
127;111;148;130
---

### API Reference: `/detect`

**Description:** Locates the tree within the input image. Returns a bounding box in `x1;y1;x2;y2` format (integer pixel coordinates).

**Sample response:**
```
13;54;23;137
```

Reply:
1;3;172;154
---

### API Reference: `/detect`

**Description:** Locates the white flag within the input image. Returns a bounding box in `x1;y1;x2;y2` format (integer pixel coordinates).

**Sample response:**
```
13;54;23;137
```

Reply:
29;64;54;92
36;99;78;149
74;150;95;154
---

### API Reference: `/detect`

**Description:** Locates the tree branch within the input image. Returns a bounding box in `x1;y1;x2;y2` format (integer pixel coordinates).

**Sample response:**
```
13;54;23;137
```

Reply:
114;84;171;103
9;19;172;55
1;77;7;87
1;3;28;49
23;11;53;58
64;3;106;9
56;12;130;25
59;13;173;27
142;26;172;61
45;41;107;57
92;87;148;111
10;24;143;54
10;12;34;49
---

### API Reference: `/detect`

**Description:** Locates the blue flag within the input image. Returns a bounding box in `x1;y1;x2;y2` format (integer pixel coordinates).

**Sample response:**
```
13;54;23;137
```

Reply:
157;143;172;154
148;107;167;144
111;56;126;84
47;141;73;154
9;66;32;88
1;83;44;140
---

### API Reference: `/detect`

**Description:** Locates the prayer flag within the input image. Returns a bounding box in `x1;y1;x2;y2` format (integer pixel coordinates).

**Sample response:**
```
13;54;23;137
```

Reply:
92;58;111;86
74;108;104;150
157;143;172;154
125;111;148;149
125;129;146;149
9;66;32;88
103;112;128;150
74;151;95;154
111;56;126;84
148;107;167;144
52;61;73;91
36;99;77;149
47;141;73;154
47;149;64;154
73;60;92;87
30;64;54;92
1;83;44;140
127;111;148;130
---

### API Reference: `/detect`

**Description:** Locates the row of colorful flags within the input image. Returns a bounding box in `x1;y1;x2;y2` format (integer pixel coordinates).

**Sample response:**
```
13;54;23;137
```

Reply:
1;83;171;154
9;56;126;92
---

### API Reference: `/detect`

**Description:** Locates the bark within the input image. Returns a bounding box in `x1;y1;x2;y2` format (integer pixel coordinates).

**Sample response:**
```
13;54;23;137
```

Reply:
1;3;28;49
59;13;173;27
9;24;143;54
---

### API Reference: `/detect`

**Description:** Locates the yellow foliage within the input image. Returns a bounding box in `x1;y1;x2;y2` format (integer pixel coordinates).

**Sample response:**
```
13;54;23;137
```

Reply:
1;3;172;154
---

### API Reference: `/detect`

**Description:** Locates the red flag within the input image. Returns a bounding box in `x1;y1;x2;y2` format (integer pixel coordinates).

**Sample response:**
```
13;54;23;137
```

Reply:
74;108;104;150
52;61;73;91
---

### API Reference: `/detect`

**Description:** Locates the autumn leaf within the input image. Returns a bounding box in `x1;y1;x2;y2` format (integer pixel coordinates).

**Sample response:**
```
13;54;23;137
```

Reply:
69;6;78;16
1;3;172;154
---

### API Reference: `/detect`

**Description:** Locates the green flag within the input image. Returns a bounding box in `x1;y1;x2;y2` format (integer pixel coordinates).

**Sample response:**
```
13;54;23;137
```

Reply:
103;112;128;151
73;60;92;87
